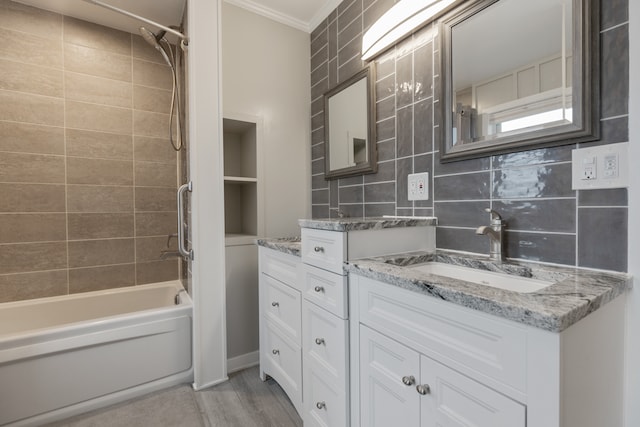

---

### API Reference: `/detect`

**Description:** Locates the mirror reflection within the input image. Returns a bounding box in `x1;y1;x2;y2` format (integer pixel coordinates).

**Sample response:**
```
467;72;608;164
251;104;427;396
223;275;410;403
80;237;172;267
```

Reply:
324;65;376;179
452;0;572;145
440;0;598;161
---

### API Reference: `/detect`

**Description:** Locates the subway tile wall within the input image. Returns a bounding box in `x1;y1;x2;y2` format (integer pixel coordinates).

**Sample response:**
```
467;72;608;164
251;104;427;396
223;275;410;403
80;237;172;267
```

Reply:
0;0;180;302
310;0;629;272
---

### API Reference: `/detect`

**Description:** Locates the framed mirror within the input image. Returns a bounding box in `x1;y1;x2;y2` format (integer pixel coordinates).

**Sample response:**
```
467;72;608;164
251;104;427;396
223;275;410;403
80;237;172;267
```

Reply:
324;65;377;179
439;0;599;161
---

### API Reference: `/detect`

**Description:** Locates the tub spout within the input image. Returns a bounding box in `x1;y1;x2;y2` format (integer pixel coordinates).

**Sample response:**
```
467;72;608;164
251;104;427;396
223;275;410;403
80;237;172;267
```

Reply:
160;250;182;260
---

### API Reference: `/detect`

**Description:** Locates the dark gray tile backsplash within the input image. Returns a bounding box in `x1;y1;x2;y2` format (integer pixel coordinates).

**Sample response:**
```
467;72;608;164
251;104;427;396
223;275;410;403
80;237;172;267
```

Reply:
310;0;629;271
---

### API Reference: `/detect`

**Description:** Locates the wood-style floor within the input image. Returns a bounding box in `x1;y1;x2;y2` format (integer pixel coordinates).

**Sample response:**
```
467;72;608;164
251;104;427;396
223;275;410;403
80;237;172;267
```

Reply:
49;366;303;427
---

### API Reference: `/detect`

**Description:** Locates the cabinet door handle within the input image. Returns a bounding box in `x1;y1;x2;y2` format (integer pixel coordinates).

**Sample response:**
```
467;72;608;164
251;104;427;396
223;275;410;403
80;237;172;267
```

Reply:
272;349;279;355
416;384;431;395
402;375;415;386
314;286;324;293
316;401;326;410
315;338;325;345
271;301;279;307
313;246;324;253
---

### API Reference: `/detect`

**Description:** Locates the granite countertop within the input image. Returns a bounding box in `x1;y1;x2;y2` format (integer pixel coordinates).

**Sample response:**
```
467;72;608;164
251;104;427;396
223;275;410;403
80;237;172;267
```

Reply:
348;251;632;332
298;216;437;232
256;237;301;257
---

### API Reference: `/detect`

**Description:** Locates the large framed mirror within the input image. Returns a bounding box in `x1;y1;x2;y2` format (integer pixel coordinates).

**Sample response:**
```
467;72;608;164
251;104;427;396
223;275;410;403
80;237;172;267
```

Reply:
324;64;377;179
439;0;599;161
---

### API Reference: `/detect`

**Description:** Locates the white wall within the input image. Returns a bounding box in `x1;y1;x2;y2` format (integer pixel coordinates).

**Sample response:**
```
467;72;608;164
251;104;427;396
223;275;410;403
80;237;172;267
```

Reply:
626;2;639;426
221;2;311;238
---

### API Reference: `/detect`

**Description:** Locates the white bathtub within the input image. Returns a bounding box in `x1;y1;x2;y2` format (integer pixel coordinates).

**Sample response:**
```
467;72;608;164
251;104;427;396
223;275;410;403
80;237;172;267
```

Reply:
0;281;193;426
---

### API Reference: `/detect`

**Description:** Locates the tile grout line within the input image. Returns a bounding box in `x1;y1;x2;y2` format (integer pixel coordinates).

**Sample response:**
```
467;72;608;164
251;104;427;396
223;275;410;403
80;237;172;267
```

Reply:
131;33;138;286
62;16;70;296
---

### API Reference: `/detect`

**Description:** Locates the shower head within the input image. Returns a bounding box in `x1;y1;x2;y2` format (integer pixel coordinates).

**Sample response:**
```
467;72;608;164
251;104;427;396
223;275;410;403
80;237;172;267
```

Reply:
139;26;166;49
139;26;172;68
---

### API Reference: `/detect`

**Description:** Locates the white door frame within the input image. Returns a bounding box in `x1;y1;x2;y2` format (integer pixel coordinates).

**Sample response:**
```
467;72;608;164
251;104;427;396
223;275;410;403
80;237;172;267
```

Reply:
187;0;228;389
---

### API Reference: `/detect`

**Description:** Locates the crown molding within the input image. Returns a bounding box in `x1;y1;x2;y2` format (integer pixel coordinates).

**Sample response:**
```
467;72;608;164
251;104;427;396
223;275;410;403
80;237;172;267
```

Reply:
224;0;342;33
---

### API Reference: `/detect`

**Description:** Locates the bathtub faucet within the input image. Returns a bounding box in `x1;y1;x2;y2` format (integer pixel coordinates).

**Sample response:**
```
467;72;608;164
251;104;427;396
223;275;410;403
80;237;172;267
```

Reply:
160;250;182;260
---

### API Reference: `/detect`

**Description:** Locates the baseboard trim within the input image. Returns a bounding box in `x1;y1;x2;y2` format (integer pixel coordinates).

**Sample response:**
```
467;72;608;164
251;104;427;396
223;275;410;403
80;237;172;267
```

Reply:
227;350;259;374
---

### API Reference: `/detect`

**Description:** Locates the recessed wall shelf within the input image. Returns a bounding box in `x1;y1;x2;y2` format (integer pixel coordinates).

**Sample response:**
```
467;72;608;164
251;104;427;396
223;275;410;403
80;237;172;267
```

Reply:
223;115;263;245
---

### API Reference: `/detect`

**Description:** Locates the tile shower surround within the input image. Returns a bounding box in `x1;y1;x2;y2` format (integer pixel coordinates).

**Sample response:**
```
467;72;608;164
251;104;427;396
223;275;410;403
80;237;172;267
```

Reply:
309;0;630;272
0;0;181;302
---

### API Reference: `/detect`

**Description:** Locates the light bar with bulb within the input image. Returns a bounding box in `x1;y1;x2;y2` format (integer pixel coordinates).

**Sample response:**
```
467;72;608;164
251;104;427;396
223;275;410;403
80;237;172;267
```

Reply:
362;0;457;61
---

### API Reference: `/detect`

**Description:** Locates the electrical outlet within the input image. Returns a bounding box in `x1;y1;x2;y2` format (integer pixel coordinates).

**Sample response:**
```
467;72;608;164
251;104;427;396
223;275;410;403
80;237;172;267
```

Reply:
408;172;429;201
572;142;629;190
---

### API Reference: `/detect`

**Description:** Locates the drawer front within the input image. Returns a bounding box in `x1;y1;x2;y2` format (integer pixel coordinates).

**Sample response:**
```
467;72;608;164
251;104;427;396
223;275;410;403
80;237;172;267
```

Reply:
301;228;345;274
302;300;349;391
262;274;301;344
262;321;302;408
260;247;300;290
357;276;527;394
303;362;348;427
301;263;348;319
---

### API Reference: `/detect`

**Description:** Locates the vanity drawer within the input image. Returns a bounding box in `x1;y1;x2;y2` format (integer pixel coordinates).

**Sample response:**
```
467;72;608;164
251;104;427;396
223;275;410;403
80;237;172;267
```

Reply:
303;361;348;427
357;276;527;394
301;263;348;319
263;320;302;410
260;247;300;291
301;228;346;274
302;300;349;391
262;274;301;344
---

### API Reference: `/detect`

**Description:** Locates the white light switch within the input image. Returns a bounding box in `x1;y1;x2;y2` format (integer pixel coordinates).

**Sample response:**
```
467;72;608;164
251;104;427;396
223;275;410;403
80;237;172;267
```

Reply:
572;142;629;190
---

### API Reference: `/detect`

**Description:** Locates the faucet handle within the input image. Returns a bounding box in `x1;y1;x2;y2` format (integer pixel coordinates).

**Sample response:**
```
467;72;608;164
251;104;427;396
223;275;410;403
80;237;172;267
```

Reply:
484;208;503;223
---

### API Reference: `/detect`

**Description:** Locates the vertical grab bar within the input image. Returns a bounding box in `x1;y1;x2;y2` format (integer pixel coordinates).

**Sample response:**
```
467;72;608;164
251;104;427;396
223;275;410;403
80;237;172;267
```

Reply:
177;181;194;260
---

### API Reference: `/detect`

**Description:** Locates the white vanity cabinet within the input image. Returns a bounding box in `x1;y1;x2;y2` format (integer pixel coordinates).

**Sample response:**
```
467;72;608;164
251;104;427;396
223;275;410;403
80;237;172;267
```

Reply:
258;246;303;415
349;274;627;427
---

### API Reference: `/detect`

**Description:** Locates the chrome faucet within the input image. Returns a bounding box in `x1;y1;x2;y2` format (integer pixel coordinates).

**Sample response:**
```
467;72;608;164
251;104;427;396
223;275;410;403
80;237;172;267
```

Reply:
476;208;505;261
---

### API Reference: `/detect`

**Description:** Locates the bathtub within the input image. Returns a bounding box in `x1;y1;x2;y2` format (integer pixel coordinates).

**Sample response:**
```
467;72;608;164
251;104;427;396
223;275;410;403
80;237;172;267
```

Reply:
0;281;193;426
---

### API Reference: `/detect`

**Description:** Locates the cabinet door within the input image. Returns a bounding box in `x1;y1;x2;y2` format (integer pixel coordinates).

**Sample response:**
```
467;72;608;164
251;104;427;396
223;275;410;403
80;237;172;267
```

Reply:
420;355;525;427
359;325;420;427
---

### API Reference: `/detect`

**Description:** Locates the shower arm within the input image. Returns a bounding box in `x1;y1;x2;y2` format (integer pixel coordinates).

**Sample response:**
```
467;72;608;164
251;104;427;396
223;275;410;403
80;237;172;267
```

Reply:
81;0;189;45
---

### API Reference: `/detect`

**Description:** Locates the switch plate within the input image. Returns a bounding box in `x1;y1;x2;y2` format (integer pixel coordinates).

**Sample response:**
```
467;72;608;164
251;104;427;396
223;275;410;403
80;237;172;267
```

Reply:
572;142;629;190
408;172;429;200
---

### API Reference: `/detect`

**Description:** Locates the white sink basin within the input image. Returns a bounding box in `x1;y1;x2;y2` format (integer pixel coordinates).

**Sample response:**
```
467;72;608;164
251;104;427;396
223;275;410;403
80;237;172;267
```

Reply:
410;262;553;293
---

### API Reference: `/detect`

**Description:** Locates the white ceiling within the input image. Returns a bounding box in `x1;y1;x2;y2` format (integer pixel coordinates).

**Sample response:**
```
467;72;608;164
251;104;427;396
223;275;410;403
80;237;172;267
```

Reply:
15;0;341;35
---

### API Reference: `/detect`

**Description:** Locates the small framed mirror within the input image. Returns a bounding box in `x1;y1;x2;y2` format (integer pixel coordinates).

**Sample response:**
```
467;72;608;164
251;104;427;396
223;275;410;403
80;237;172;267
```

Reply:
440;0;599;161
324;65;377;179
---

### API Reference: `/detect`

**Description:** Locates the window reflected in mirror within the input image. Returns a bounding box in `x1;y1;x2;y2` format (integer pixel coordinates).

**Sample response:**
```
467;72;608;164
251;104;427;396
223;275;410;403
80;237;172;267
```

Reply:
440;0;599;161
451;0;573;146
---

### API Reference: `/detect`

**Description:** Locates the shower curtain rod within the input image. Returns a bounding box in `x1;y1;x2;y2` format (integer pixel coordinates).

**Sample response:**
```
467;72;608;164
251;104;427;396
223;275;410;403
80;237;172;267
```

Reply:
82;0;189;43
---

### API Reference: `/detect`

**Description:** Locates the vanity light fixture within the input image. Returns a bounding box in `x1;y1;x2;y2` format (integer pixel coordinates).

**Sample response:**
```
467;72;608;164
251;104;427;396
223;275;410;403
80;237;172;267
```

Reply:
362;0;458;61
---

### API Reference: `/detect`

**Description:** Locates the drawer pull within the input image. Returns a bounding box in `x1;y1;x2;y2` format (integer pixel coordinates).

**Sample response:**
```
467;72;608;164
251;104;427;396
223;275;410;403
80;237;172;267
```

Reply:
315;338;325;345
402;375;415;386
314;246;325;253
271;301;279;307
314;286;325;293
272;349;279;355
416;384;431;395
316;401;326;410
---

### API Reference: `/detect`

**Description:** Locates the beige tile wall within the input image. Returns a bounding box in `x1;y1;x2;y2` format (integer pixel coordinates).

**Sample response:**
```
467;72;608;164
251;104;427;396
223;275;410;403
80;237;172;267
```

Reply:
0;0;180;302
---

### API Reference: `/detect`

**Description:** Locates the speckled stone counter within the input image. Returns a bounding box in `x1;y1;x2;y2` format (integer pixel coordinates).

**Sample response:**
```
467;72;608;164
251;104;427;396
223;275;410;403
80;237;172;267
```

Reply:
298;216;437;232
348;250;632;332
256;237;301;257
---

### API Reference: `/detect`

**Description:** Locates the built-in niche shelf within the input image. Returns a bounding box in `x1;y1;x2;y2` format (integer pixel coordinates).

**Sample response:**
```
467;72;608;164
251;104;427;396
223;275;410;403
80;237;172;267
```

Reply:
223;115;263;246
